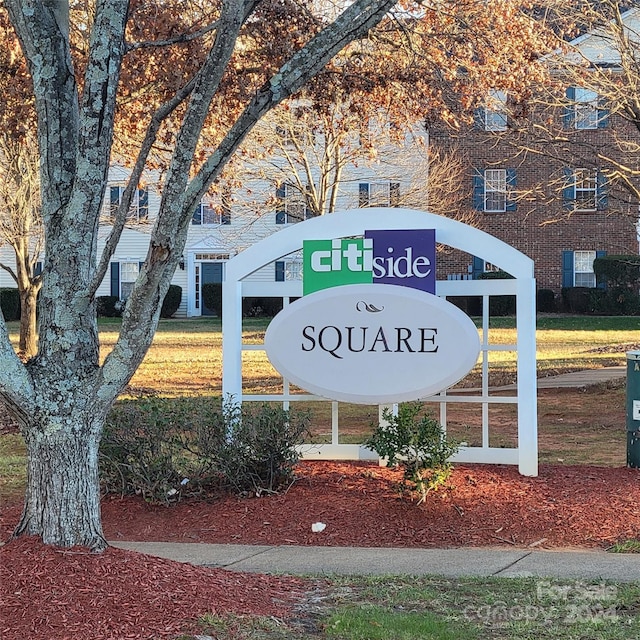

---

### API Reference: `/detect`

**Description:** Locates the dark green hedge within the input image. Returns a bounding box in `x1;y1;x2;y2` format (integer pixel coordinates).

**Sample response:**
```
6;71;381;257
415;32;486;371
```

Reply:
476;270;516;316
160;285;182;318
0;288;20;321
96;295;120;317
593;255;640;288
562;286;640;315
202;282;222;317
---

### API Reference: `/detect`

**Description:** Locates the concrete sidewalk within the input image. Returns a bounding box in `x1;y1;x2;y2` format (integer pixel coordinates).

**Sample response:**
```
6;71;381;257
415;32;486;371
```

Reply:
455;365;626;393
110;542;640;582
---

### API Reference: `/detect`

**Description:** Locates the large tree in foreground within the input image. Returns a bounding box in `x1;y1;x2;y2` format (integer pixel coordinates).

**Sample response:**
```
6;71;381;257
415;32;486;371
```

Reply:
2;0;402;550
1;0;558;550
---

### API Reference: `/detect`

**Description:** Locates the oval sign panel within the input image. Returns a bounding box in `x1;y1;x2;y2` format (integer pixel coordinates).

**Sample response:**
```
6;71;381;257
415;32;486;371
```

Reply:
264;283;481;404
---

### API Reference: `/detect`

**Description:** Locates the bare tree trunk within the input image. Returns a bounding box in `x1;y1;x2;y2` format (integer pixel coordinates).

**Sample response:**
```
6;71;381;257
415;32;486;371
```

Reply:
14;412;106;550
18;287;38;359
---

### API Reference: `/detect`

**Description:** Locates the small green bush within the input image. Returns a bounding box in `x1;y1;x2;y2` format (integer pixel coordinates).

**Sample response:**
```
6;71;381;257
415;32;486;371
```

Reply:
561;287;593;313
202;282;222;316
365;403;459;504
242;296;284;318
0;288;20;321
537;288;557;312
100;395;224;503
100;396;310;502
160;284;182;318
211;401;311;496
96;295;121;317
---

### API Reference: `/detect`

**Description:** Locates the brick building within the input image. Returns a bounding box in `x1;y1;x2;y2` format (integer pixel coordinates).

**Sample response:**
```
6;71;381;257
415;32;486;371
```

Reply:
431;10;640;293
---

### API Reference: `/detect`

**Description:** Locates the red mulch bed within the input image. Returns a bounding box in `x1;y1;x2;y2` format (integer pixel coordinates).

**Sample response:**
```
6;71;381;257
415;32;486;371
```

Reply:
1;461;639;640
101;462;638;549
0;536;307;640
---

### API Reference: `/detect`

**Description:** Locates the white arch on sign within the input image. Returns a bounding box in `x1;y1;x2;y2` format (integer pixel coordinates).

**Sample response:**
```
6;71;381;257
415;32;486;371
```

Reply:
222;208;537;476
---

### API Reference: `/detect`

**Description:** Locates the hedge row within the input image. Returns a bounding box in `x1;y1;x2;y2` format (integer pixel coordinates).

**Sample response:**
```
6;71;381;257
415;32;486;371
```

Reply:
0;288;20;321
96;284;182;318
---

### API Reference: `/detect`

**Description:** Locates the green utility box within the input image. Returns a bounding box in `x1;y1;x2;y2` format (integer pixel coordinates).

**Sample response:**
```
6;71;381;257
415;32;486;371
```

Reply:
627;351;640;468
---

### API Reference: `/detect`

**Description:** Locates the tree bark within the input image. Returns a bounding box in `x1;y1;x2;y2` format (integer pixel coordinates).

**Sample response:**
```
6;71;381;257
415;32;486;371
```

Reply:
14;414;106;550
18;286;38;359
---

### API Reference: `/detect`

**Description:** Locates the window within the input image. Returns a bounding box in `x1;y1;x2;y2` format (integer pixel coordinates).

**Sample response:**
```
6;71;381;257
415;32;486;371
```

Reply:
109;185;149;222
564;87;608;129
574;251;596;287
574;169;597;210
574;88;599;130
562;168;607;211
472;168;516;212
275;259;303;281
484;169;507;212
483;90;508;132
110;261;141;300
562;250;606;288
275;183;310;224
358;181;400;207
192;188;231;226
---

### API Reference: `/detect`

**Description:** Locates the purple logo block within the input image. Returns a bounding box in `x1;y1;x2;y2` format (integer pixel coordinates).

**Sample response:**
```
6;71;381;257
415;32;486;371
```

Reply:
365;229;436;294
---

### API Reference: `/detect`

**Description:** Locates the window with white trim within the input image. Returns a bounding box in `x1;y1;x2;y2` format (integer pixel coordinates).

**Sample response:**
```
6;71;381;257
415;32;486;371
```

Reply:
484;169;507;212
574;87;599;130
192;189;231;226
275;258;303;281
276;183;309;224
120;262;139;300
358;181;400;207
574;250;596;287
484;90;508;131
109;185;149;222
574;168;598;211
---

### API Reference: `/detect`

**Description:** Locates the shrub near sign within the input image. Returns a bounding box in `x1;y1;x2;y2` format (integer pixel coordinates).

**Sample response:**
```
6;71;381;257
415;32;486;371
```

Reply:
264;283;481;404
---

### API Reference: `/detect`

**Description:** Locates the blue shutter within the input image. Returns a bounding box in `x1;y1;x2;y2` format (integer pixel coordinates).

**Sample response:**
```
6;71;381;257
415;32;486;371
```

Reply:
562;168;575;209
110;186;121;207
275;261;285;282
221;207;231;224
358;183;369;207
597;98;609;128
595;250;607;289
473;107;486;130
191;203;202;225
471;256;484;279
110;262;120;297
138;188;148;220
472;169;485;211
596;171;608;210
34;261;42;277
562;251;574;288
563;87;576;128
390;182;400;206
506;169;517;211
275;184;286;224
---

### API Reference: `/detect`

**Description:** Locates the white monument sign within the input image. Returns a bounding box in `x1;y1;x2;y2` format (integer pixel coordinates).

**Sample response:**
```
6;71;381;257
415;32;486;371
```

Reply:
264;283;481;404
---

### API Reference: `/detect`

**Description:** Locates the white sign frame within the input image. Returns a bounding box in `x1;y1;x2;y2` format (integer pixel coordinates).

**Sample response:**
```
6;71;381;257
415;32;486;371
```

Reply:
222;208;538;476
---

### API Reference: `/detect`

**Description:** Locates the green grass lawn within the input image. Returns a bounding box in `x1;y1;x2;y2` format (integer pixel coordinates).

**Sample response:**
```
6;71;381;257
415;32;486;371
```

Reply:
190;575;640;640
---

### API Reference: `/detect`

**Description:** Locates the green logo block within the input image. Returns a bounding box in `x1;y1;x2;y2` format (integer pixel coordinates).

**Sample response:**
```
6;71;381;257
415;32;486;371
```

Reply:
303;238;373;295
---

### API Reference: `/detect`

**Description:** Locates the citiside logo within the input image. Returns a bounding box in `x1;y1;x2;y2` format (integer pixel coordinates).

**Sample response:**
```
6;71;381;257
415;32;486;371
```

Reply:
303;229;436;295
